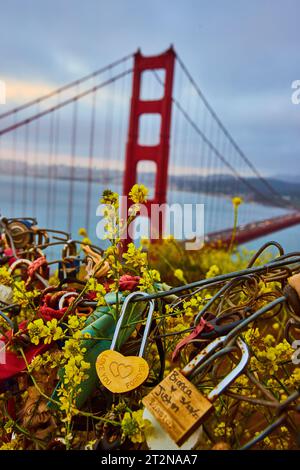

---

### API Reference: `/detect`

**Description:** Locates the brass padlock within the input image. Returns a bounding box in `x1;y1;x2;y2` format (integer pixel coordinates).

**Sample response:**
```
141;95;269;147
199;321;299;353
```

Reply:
143;335;249;449
96;291;155;393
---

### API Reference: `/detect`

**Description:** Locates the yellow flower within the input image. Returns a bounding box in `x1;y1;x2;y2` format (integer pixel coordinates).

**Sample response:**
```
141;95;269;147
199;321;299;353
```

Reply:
63;337;86;359
27;319;48;345
0;266;12;286
121;409;151;444
28;355;44;372
123;243;147;269
100;189;119;208
206;264;220;279
44;318;64;344
174;269;185;283
150;269;160;282
232;196;243;207
68;315;80;330
13;281;39;309
287;368;300;388
78;227;88;237
81;237;91;246
85;439;97;450
139;268;161;291
64;356;90;385
263;334;275;346
129;184;148;204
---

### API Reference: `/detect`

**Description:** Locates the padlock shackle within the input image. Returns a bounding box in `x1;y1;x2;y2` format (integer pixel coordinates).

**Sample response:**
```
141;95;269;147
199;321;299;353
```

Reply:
58;291;78;310
181;336;226;377
110;291;155;357
181;336;249;402
207;337;249;402
184;297;286;381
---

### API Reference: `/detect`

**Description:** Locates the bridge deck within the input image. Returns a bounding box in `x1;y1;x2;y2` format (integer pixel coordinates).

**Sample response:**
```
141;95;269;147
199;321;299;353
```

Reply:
206;212;300;246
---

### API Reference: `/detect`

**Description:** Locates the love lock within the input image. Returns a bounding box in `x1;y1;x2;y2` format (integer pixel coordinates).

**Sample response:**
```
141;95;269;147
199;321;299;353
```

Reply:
59;241;80;281
1;218;37;250
143;335;249;450
96;291;154;394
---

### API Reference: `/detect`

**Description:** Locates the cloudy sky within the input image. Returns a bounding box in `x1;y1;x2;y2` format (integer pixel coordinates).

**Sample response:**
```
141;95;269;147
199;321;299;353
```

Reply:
1;0;300;177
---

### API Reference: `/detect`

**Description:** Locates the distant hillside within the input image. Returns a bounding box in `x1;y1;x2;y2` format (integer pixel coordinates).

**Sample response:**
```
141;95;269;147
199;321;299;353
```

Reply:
168;174;300;207
273;174;300;185
0;159;299;208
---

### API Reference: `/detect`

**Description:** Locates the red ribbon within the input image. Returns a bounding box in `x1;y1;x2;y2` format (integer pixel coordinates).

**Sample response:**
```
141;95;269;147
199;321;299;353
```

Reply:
172;317;214;362
0;321;49;382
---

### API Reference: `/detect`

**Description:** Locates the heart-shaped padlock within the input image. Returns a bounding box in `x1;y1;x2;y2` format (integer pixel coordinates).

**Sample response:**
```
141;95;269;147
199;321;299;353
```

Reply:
96;291;154;393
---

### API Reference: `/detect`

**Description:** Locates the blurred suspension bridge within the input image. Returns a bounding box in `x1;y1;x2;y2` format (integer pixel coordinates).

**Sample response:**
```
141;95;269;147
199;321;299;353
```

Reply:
0;47;299;246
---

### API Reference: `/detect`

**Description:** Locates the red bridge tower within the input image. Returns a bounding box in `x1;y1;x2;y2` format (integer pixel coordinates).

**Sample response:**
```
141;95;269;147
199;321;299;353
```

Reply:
123;46;175;240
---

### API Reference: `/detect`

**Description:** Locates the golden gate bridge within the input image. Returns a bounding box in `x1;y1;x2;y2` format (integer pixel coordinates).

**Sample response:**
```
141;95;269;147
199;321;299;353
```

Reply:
0;47;299;245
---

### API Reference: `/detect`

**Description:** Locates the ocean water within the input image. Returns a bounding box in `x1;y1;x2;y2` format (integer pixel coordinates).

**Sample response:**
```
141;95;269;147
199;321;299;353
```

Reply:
0;174;299;256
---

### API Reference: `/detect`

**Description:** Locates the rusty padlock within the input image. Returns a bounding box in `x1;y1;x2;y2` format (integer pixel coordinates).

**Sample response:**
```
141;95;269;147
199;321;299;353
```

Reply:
1;217;37;250
143;335;249;450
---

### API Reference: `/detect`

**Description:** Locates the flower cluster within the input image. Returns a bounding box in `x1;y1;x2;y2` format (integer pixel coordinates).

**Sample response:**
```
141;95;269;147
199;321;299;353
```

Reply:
27;318;64;345
121;409;151;444
0;266;12;286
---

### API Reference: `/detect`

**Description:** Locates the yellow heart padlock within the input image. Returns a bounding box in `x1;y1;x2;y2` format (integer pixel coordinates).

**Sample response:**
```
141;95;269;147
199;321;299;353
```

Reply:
96;291;154;393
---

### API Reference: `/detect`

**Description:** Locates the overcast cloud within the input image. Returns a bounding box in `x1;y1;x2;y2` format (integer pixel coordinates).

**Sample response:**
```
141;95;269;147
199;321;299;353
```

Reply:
1;0;300;176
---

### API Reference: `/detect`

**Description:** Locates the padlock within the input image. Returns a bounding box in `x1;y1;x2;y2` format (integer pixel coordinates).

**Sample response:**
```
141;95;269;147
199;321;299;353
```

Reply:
58;259;80;281
142;335;249;449
5;218;36;249
58;241;80;280
58;291;78;310
96;291;154;393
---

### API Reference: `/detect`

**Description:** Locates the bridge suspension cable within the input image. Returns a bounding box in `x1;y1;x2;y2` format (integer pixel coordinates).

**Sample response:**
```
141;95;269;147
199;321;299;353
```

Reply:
0;54;133;235
152;68;287;209
0;68;133;137
0;53;133;121
175;54;291;208
171;95;281;207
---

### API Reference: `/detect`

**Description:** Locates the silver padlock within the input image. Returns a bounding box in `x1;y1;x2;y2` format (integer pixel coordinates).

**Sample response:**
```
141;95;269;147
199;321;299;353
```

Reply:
143;335;249;450
96;291;155;393
110;291;155;355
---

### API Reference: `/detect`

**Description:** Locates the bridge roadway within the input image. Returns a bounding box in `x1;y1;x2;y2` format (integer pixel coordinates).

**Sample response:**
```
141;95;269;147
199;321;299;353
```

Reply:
206;211;300;246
